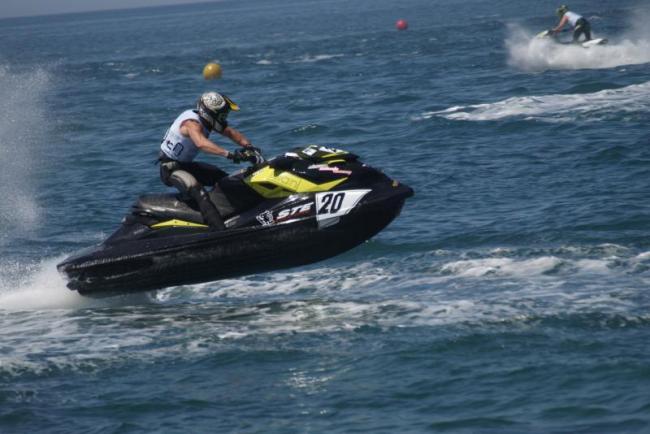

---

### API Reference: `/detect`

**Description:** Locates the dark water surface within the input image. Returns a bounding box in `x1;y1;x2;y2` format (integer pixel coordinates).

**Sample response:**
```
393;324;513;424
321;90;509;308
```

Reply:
1;0;649;432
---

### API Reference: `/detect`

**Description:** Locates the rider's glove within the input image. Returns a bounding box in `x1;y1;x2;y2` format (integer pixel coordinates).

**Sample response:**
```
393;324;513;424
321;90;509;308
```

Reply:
228;148;265;165
242;147;265;165
227;150;244;163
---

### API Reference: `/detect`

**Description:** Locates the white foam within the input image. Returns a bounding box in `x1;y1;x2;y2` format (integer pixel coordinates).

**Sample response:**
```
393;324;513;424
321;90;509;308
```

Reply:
635;251;650;261
0;244;647;378
440;256;564;278
0;258;94;310
0;257;152;311
141;245;642;336
438;253;620;279
506;24;650;72
419;80;650;122
291;54;344;63
154;261;393;302
574;259;611;273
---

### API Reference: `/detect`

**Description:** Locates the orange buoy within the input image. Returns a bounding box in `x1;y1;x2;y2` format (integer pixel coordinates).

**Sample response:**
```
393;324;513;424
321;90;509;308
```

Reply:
396;19;408;31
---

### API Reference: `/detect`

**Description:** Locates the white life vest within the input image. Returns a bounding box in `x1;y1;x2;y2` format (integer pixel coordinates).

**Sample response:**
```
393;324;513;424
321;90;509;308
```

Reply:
565;11;582;27
160;110;209;162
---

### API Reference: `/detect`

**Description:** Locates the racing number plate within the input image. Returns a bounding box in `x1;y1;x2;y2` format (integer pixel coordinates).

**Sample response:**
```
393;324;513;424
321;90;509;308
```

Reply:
315;189;370;228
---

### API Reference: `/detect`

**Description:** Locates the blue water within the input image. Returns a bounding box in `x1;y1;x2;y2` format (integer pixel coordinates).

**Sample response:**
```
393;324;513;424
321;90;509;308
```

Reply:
1;0;650;432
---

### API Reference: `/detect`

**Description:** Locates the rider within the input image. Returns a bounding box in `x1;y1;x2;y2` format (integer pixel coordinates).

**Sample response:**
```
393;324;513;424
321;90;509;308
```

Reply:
552;5;591;42
158;91;260;230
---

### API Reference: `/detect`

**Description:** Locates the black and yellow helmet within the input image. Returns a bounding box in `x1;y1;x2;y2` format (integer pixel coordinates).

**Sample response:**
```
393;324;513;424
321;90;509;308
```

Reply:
556;5;568;17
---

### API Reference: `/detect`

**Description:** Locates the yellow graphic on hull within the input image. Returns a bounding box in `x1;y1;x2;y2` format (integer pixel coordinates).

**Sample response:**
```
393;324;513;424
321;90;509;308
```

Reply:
245;166;348;198
151;219;208;229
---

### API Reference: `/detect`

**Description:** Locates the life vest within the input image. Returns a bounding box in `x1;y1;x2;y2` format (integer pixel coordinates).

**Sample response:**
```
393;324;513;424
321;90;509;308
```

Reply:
160;110;209;162
564;11;582;27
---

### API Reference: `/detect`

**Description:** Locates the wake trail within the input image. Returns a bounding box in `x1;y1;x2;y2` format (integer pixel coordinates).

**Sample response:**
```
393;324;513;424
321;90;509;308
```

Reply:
418;80;650;123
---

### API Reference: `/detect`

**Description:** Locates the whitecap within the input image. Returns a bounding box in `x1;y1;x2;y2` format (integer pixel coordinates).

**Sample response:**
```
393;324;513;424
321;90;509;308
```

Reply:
291;54;344;63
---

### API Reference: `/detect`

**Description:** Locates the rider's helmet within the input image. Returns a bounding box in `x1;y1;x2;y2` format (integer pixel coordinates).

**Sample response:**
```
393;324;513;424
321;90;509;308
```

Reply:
556;5;568;17
196;91;239;132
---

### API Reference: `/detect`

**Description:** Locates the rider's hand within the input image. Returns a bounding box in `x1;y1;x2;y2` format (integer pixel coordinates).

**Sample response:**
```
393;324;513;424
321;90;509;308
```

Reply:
241;148;265;165
227;150;244;163
228;148;264;165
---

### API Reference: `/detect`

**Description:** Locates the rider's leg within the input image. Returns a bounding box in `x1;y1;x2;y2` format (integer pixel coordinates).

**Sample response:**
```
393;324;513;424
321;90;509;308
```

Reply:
160;163;225;230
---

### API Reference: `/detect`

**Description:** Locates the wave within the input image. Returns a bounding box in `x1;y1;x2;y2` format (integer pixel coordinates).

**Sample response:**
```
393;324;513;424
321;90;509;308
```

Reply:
3;304;649;378
506;24;650;72
251;53;344;66
2;244;646;312
1;244;648;377
152;243;650;318
290;53;344;63
418;80;650;122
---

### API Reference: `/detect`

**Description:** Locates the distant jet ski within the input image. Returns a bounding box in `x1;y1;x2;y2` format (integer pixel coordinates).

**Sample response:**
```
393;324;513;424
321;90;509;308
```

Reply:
536;29;608;48
57;145;414;297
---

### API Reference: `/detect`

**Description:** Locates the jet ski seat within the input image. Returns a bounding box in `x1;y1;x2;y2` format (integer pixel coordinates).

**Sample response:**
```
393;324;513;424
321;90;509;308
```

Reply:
132;184;237;225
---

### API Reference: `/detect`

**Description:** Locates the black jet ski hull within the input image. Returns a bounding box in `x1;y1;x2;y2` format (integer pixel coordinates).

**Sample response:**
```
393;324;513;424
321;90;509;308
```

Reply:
58;195;408;297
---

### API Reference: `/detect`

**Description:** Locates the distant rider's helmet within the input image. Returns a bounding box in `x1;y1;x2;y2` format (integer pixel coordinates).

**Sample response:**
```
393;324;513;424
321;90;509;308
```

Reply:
556;5;568;17
196;91;240;133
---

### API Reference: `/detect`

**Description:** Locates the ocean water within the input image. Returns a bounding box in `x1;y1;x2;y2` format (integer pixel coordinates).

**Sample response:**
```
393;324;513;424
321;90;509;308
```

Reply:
1;0;650;432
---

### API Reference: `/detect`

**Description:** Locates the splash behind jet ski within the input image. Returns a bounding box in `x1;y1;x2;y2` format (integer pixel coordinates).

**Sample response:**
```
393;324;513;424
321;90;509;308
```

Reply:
57;145;413;297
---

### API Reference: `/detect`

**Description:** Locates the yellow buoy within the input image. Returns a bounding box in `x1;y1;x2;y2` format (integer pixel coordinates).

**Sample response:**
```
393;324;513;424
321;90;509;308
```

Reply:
202;62;222;80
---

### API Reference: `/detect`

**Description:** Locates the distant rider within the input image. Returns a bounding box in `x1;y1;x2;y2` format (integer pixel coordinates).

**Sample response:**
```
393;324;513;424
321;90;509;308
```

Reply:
159;91;261;230
552;5;591;43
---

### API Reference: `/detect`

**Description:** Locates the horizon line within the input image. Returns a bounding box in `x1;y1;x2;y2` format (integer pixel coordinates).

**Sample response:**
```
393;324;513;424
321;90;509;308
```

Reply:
0;0;227;21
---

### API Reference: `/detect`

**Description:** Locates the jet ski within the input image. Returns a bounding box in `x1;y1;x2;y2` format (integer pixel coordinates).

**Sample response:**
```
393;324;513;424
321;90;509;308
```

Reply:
536;29;608;48
57;145;414;297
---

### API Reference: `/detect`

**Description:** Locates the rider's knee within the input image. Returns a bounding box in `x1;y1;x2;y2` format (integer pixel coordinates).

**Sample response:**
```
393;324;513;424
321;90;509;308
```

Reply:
171;170;200;192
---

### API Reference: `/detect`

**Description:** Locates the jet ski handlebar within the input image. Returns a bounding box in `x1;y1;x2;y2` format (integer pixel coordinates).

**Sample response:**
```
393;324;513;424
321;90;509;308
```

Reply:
231;147;266;166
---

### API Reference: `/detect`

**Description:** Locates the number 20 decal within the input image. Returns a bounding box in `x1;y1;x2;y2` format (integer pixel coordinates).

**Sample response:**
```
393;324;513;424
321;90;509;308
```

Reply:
315;189;371;227
318;192;344;214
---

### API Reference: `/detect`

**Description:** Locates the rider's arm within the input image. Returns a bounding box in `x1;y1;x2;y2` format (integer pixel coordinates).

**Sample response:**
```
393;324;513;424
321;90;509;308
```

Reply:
182;119;230;158
222;126;252;148
553;16;568;33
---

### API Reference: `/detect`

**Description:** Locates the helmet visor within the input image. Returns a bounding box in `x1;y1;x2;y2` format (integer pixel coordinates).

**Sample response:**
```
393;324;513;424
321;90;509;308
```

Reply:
223;94;240;111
